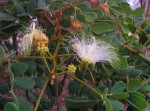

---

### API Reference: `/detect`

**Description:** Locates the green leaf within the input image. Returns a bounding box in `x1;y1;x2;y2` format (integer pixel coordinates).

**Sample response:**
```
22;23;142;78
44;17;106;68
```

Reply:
27;0;37;13
105;98;113;111
129;92;145;99
14;77;35;90
111;81;125;94
4;102;19;111
116;66;134;75
84;12;97;22
51;1;63;10
133;8;144;18
120;23;130;34
45;0;52;4
34;77;45;88
76;14;86;23
0;84;9;95
77;4;89;12
111;93;129;100
68;81;80;94
121;4;132;16
92;9;103;19
139;84;150;92
14;0;26;14
128;95;147;110
25;61;37;73
11;62;28;74
111;6;124;14
0;12;15;21
127;79;142;92
37;0;50;12
91;22;109;34
0;48;4;57
17;96;33;111
37;0;46;8
65;97;98;109
110;100;124;111
129;69;143;77
97;20;116;31
118;56;128;69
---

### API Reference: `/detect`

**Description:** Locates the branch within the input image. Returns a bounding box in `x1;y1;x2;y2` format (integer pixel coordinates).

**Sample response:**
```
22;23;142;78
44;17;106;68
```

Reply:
121;43;150;63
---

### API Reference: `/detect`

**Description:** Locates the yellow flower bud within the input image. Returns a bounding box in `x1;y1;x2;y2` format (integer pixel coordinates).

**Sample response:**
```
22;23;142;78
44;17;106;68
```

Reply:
68;64;76;74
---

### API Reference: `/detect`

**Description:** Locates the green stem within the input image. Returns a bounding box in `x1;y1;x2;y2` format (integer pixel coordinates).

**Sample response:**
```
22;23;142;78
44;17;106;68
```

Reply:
123;44;150;63
87;67;96;84
34;55;50;111
141;77;150;86
33;75;50;111
57;55;72;67
0;56;52;61
57;53;76;57
65;73;103;100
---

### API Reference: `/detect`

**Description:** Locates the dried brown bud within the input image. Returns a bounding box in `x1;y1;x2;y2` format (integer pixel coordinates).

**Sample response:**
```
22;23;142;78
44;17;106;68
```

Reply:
71;18;84;31
99;2;110;17
33;30;49;47
88;0;99;8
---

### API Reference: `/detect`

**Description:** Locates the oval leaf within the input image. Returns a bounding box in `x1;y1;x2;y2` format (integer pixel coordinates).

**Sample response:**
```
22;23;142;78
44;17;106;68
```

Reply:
105;98;113;111
133;8;144;18
14;77;35;90
112;93;129;100
65;97;98;109
91;22;109;34
127;79;142;92
17;96;33;111
4;102;19;111
14;1;26;14
84;12;97;22
110;100;124;111
118;56;128;69
11;62;28;74
128;95;147;110
111;81;125;94
0;12;15;21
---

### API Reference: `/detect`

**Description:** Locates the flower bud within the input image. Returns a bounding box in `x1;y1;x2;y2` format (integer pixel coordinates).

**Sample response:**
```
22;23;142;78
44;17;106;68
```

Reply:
134;34;139;40
68;64;77;74
99;2;110;17
71;17;84;31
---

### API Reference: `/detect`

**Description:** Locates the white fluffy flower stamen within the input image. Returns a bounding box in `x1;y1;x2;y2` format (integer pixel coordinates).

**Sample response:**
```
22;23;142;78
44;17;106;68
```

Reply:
70;36;119;68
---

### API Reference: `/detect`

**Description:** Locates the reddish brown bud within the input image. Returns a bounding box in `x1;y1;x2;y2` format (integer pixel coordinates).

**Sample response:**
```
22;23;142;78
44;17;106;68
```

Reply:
71;18;84;31
99;2;110;17
88;0;99;8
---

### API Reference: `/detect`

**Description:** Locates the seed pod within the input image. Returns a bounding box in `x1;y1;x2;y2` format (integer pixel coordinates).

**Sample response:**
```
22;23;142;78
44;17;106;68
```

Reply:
88;0;99;8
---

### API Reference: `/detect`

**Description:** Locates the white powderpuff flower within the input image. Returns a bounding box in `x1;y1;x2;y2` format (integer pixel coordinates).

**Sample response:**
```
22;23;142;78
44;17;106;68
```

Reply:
20;33;33;55
124;0;141;10
69;36;120;68
20;23;37;55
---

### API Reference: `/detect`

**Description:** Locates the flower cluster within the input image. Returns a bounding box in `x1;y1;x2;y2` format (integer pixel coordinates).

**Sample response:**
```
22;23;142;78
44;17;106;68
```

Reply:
20;23;49;55
67;64;77;74
68;35;120;68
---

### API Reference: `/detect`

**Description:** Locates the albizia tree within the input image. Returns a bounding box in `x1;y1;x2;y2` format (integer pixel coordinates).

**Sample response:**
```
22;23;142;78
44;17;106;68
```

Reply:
0;0;150;111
